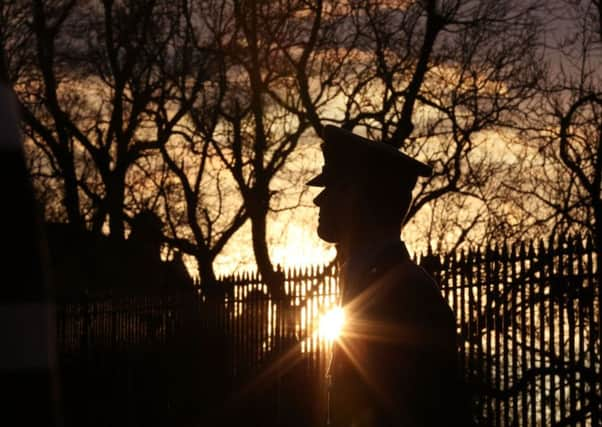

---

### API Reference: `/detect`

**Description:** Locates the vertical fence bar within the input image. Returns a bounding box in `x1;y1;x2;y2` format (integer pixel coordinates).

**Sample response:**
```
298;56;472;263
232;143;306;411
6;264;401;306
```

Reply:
466;249;475;409
474;249;483;426
459;249;466;380
501;243;510;427
576;238;586;427
567;237;577;424
553;239;570;422
483;245;493;426
483;245;492;425
535;240;545;427
451;251;458;363
526;242;535;427
516;241;525;427
509;243;519;426
493;243;502;427
585;236;598;427
548;237;557;425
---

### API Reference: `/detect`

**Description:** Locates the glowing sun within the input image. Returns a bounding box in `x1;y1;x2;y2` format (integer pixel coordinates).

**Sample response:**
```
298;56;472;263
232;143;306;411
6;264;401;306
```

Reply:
318;306;345;341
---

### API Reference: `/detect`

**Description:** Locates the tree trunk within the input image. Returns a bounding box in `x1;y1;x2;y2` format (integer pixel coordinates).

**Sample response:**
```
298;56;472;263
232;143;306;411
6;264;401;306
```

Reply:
197;255;219;296
249;202;284;299
61;159;83;229
106;171;126;240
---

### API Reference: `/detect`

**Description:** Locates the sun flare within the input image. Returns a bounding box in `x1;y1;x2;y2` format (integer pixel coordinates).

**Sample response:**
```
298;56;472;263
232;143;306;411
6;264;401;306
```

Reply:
318;306;345;341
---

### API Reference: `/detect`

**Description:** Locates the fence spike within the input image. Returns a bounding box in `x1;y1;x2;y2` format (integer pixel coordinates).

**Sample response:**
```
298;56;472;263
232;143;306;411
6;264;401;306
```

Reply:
566;235;575;254
493;239;500;255
548;232;556;252
509;240;517;261
485;240;495;262
467;247;476;266
574;235;584;254
536;237;545;256
584;233;594;251
558;232;566;248
519;240;527;261
474;247;482;264
527;240;536;259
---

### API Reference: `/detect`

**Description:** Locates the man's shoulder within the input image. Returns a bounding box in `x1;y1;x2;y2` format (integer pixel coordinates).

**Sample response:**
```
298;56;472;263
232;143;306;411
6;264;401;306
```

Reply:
382;257;438;293
363;244;439;297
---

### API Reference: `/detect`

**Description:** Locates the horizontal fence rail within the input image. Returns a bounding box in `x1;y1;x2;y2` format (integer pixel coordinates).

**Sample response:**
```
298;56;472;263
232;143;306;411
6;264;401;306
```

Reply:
56;235;600;427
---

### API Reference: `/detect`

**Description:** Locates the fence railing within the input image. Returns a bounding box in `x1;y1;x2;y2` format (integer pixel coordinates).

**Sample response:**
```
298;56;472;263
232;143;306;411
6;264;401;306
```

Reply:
430;235;600;427
56;235;600;427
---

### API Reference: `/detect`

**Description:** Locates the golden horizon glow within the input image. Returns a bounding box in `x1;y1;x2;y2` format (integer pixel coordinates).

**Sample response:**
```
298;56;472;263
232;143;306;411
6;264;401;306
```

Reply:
318;306;345;341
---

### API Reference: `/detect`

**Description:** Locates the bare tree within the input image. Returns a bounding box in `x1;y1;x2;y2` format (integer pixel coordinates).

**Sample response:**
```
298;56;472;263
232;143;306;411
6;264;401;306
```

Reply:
524;0;601;247
276;0;544;251
185;0;329;297
516;0;602;414
1;0;253;290
151;0;249;289
4;1;206;239
196;0;547;283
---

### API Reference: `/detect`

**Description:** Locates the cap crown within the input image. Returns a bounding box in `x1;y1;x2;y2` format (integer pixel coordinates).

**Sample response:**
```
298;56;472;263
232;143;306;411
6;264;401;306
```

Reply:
307;125;432;188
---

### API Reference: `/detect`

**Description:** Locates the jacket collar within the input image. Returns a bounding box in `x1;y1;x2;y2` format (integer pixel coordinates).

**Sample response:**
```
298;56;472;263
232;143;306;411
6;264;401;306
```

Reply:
340;240;410;302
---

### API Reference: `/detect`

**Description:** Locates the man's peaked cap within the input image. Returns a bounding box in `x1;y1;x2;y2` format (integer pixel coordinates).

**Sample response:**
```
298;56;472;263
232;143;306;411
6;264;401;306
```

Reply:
307;125;432;187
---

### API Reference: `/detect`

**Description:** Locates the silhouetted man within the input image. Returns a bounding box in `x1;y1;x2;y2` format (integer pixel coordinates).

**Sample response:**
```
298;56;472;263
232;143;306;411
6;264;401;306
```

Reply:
308;125;470;427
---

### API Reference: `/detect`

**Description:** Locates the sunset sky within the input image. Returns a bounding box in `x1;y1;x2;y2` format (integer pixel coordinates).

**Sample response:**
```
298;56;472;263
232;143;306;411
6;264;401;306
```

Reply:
2;0;597;284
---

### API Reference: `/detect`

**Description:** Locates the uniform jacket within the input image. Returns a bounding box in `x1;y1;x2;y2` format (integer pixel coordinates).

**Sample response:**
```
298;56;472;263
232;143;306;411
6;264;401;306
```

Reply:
329;241;470;427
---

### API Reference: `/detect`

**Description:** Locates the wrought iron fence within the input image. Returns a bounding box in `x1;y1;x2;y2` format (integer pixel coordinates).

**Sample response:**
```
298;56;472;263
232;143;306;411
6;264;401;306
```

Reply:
57;235;600;426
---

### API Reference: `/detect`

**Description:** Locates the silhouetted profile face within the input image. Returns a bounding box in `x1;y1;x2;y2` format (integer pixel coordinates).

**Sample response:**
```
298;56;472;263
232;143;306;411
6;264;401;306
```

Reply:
313;180;352;243
307;125;433;244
